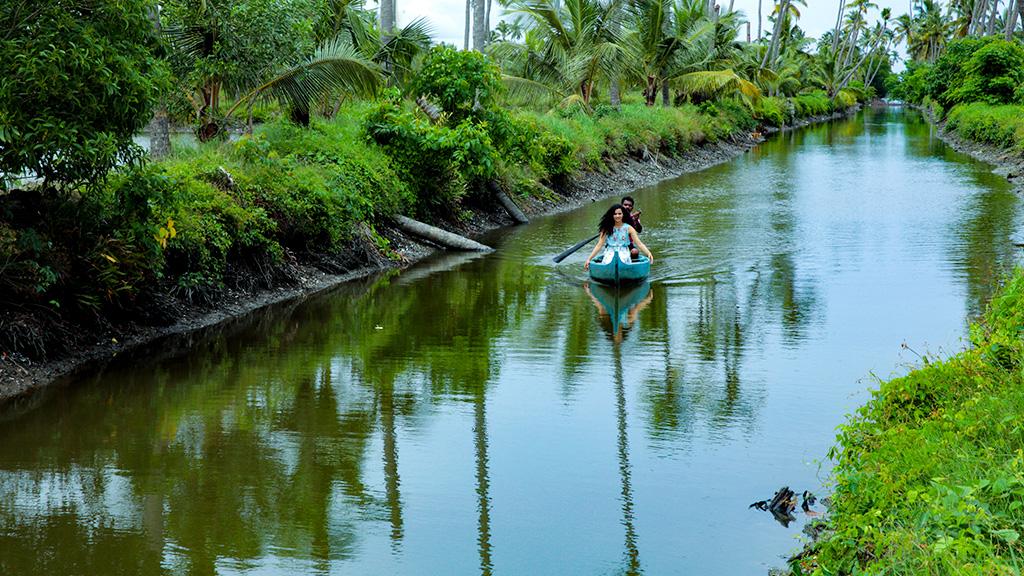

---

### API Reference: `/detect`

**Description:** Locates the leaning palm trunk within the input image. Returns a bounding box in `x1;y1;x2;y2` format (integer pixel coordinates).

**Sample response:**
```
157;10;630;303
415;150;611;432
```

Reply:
760;0;789;69
836;33;884;97
1006;0;1019;40
831;0;846;55
987;0;1001;35
970;0;988;35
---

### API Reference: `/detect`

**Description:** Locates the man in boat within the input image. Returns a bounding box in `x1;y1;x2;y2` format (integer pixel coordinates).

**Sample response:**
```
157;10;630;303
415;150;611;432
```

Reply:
621;196;643;260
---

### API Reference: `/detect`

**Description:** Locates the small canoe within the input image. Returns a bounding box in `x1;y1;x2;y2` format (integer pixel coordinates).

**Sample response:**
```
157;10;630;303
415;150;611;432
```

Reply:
588;254;650;286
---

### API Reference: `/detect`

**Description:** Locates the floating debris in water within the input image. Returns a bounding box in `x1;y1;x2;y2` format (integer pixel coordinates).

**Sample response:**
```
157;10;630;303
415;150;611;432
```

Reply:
749;487;821;527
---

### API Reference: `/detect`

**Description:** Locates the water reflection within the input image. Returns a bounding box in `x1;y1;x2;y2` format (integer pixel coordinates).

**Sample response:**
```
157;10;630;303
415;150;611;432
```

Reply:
1;109;1021;575
584;281;654;342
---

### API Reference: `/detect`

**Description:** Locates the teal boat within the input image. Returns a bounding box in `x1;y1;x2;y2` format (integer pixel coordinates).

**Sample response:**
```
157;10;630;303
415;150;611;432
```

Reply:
588;254;650;286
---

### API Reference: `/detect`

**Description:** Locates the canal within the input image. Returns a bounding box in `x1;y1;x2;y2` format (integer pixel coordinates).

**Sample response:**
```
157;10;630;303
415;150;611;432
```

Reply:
1;108;1020;575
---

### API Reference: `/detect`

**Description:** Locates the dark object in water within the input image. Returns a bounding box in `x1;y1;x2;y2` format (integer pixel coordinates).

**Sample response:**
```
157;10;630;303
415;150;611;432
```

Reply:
768;486;796;514
750;486;818;527
801;491;817;512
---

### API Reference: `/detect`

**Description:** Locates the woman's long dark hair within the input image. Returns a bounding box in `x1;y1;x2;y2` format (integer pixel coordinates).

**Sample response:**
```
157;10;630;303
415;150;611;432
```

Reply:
598;203;625;235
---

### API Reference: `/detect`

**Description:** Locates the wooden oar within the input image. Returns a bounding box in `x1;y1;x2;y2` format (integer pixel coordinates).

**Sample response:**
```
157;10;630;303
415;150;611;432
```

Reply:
553;233;600;263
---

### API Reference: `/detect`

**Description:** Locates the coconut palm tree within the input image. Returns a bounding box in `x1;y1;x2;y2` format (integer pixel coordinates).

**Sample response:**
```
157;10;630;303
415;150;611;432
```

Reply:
501;0;626;108
914;0;950;61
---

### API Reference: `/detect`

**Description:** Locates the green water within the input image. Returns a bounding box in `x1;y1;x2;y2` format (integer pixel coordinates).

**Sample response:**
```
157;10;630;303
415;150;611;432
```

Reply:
1;108;1020;575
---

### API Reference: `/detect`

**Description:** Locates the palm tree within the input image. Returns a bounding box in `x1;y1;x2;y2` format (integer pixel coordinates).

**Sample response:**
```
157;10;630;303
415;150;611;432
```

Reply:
624;0;686;106
502;0;626;108
914;0;950;61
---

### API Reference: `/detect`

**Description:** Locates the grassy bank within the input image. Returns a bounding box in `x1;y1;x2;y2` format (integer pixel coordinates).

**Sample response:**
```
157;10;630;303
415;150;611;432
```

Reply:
803;269;1024;574
946;102;1024;154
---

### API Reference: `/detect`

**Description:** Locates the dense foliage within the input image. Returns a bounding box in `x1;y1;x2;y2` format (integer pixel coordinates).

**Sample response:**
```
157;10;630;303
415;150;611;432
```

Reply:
0;113;411;358
0;0;165;188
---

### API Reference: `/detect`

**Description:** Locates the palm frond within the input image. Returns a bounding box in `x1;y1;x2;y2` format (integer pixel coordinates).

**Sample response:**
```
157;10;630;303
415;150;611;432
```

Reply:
500;74;566;107
224;39;380;122
673;69;762;102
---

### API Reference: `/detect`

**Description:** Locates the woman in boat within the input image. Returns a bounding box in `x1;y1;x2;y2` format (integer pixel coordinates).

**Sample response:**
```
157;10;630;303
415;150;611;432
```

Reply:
583;203;653;270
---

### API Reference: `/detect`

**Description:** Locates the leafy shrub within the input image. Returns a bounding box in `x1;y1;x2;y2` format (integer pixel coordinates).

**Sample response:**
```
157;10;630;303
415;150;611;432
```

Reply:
410;46;503;123
791;91;833;118
946;39;1024;107
0;0;166;189
810;268;1024;574
753;97;787;126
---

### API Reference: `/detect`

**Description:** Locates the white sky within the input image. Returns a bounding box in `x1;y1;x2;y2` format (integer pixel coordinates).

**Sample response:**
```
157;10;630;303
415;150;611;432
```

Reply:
377;0;914;50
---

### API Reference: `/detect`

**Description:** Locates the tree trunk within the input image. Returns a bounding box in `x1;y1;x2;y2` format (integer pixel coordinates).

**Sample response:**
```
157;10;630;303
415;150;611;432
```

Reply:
841;17;860;70
486;0;493;37
757;0;762;40
489;181;528;224
146;5;171;158
380;0;394;37
644;76;657;106
472;0;487;52
970;0;988;35
831;0;846;55
464;0;471;50
1005;0;1019;40
150;108;171;159
987;0;1001;35
610;77;621;109
761;0;789;68
392;215;493;251
661;79;670;107
1018;0;1024;37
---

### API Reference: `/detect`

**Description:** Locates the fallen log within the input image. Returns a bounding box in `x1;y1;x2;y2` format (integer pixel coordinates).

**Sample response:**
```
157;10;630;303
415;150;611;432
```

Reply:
392;215;493;252
489;181;529;224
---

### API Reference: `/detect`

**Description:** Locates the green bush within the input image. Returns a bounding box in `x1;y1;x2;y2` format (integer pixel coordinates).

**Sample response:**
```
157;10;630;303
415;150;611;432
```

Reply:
410;46;503;123
791;91;833;118
754;97;787;126
0;0;166;189
946;39;1024;107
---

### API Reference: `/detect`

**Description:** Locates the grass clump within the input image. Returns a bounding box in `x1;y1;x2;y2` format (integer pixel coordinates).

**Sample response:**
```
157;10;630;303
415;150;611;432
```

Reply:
806;269;1024;575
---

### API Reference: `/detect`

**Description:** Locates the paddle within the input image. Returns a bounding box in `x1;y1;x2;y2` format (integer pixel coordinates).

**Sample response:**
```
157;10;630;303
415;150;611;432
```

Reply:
552;233;600;263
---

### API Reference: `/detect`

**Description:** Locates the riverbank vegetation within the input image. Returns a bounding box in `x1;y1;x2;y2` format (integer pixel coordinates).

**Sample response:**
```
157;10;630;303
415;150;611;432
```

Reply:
798;1;1024;573
0;0;888;365
803;270;1024;574
889;10;1024;156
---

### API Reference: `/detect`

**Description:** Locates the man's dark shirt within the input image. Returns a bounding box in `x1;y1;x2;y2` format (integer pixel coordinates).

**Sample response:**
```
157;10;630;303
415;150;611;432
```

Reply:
624;212;642;234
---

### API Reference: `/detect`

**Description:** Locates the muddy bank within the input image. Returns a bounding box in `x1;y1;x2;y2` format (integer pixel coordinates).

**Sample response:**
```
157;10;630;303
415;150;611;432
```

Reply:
0;111;854;405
